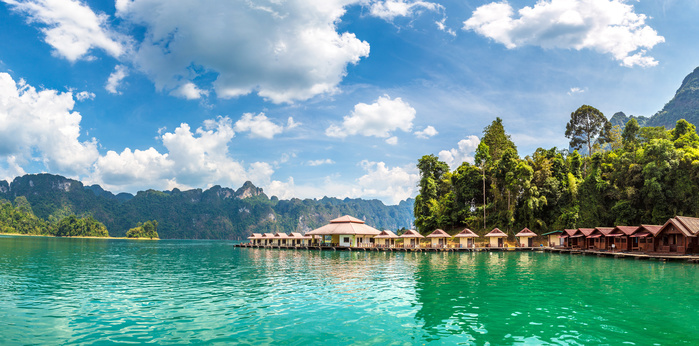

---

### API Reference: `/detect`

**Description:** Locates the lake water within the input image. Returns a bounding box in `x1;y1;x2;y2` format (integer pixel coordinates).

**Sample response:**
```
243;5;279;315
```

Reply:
1;235;698;345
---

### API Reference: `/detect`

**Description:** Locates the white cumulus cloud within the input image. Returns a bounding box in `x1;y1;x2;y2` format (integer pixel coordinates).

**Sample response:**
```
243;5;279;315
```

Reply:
415;125;438;139
105;65;128;94
307;159;335;166
354;161;419;204
326;95;416;139
75;90;95;101
438;135;480;170
370;0;442;20
115;0;370;103
170;82;208;100
0;73;99;176
463;0;665;67
3;0;127;61
234;113;296;139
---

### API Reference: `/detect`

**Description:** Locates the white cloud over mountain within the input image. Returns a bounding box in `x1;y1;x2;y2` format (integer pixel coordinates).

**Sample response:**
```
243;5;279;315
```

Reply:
463;0;665;67
326;95;416;139
3;0;127;62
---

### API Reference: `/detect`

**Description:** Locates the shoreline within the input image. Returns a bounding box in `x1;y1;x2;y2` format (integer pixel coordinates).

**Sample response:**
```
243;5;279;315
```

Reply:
0;233;159;240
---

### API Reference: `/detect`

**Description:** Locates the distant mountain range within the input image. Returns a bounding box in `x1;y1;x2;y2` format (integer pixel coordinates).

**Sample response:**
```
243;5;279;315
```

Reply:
0;174;414;239
611;66;699;129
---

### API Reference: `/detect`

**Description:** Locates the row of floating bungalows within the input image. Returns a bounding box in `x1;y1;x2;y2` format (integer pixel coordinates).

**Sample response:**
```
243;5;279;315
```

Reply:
555;215;699;255
245;215;543;249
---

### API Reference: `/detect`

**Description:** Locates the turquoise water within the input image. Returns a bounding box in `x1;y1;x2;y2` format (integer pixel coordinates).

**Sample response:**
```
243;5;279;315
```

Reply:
1;235;698;345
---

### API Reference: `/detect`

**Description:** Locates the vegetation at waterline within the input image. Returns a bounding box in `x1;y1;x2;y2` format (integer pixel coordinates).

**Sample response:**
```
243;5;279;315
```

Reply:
0;197;110;237
126;220;159;239
414;106;699;235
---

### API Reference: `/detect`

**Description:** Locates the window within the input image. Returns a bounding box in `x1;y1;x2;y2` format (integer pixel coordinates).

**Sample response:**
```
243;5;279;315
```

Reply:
343;237;350;243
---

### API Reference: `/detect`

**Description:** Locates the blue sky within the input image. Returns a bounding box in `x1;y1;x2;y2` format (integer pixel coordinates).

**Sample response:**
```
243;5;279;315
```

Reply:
0;0;698;205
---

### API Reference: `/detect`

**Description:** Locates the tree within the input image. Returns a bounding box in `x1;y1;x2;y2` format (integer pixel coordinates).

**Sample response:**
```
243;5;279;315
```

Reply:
622;118;640;149
414;155;451;233
481;117;517;161
565;105;612;156
474;142;491;228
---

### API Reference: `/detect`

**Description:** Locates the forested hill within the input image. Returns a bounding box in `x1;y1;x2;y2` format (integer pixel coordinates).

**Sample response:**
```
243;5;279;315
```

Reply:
612;66;699;129
0;174;414;239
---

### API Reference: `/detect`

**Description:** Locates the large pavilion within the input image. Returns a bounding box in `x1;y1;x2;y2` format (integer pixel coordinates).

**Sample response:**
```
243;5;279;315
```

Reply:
305;215;381;247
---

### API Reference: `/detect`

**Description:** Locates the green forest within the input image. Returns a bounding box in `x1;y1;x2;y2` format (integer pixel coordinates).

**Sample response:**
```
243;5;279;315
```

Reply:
0;197;110;237
413;105;699;236
126;220;159;239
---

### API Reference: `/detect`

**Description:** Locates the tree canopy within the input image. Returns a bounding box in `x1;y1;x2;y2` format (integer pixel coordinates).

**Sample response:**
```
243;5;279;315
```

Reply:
565;105;612;155
126;220;159;239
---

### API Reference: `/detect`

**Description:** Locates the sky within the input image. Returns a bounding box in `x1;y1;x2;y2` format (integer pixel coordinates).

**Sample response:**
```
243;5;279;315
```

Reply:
0;0;698;205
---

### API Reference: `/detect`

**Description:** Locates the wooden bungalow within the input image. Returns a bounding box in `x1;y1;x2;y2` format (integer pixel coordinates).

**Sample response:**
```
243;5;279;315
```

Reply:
374;230;399;248
606;226;639;252
400;229;424;248
588;227;615;251
651;216;699;254
426;229;451;248
515;228;537;247
305;215;381;247
485;228;507;247
542;230;562;247
578;228;595;249
560;229;578;248
454;228;478;248
247;233;263;245
629;225;662;252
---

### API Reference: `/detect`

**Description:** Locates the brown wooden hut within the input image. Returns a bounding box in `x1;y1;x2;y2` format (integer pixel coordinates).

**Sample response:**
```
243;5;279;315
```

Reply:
652;216;699;254
561;229;577;248
578;228;595;249
629;225;662;252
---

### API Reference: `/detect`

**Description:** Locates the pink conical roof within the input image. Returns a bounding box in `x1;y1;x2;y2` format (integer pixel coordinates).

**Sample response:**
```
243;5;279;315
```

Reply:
426;229;450;238
515;228;537;237
454;228;478;238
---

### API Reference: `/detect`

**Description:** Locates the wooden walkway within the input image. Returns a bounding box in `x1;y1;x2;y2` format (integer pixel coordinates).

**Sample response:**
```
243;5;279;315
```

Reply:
545;247;699;263
235;244;699;262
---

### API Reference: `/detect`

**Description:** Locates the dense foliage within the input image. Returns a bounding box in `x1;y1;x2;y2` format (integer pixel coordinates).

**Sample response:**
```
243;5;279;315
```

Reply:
0;175;414;239
126;220;159;239
414;114;699;236
0;198;110;237
55;215;109;237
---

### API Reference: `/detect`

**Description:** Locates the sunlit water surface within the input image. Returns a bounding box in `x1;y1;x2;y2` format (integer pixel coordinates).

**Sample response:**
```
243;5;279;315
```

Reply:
1;235;698;345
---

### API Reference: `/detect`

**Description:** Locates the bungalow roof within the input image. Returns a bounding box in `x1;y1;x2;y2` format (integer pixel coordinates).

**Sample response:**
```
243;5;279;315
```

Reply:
426;229;451;238
675;216;699;236
515;228;537;237
485;228;507;237
563;229;578;236
454;228;478;238
595;227;615;236
640;224;663;236
273;232;289;238
578;228;595;237
306;215;381;236
399;229;425;238
541;230;562;236
247;233;262;239
375;230;399;238
262;233;274;238
657;217;697;237
614;226;639;236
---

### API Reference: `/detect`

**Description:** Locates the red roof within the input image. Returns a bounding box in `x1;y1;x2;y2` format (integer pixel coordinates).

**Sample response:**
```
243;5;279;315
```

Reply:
595;227;615;236
563;229;578;236
640;224;662;236
614;226;639;236
578;228;595;236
